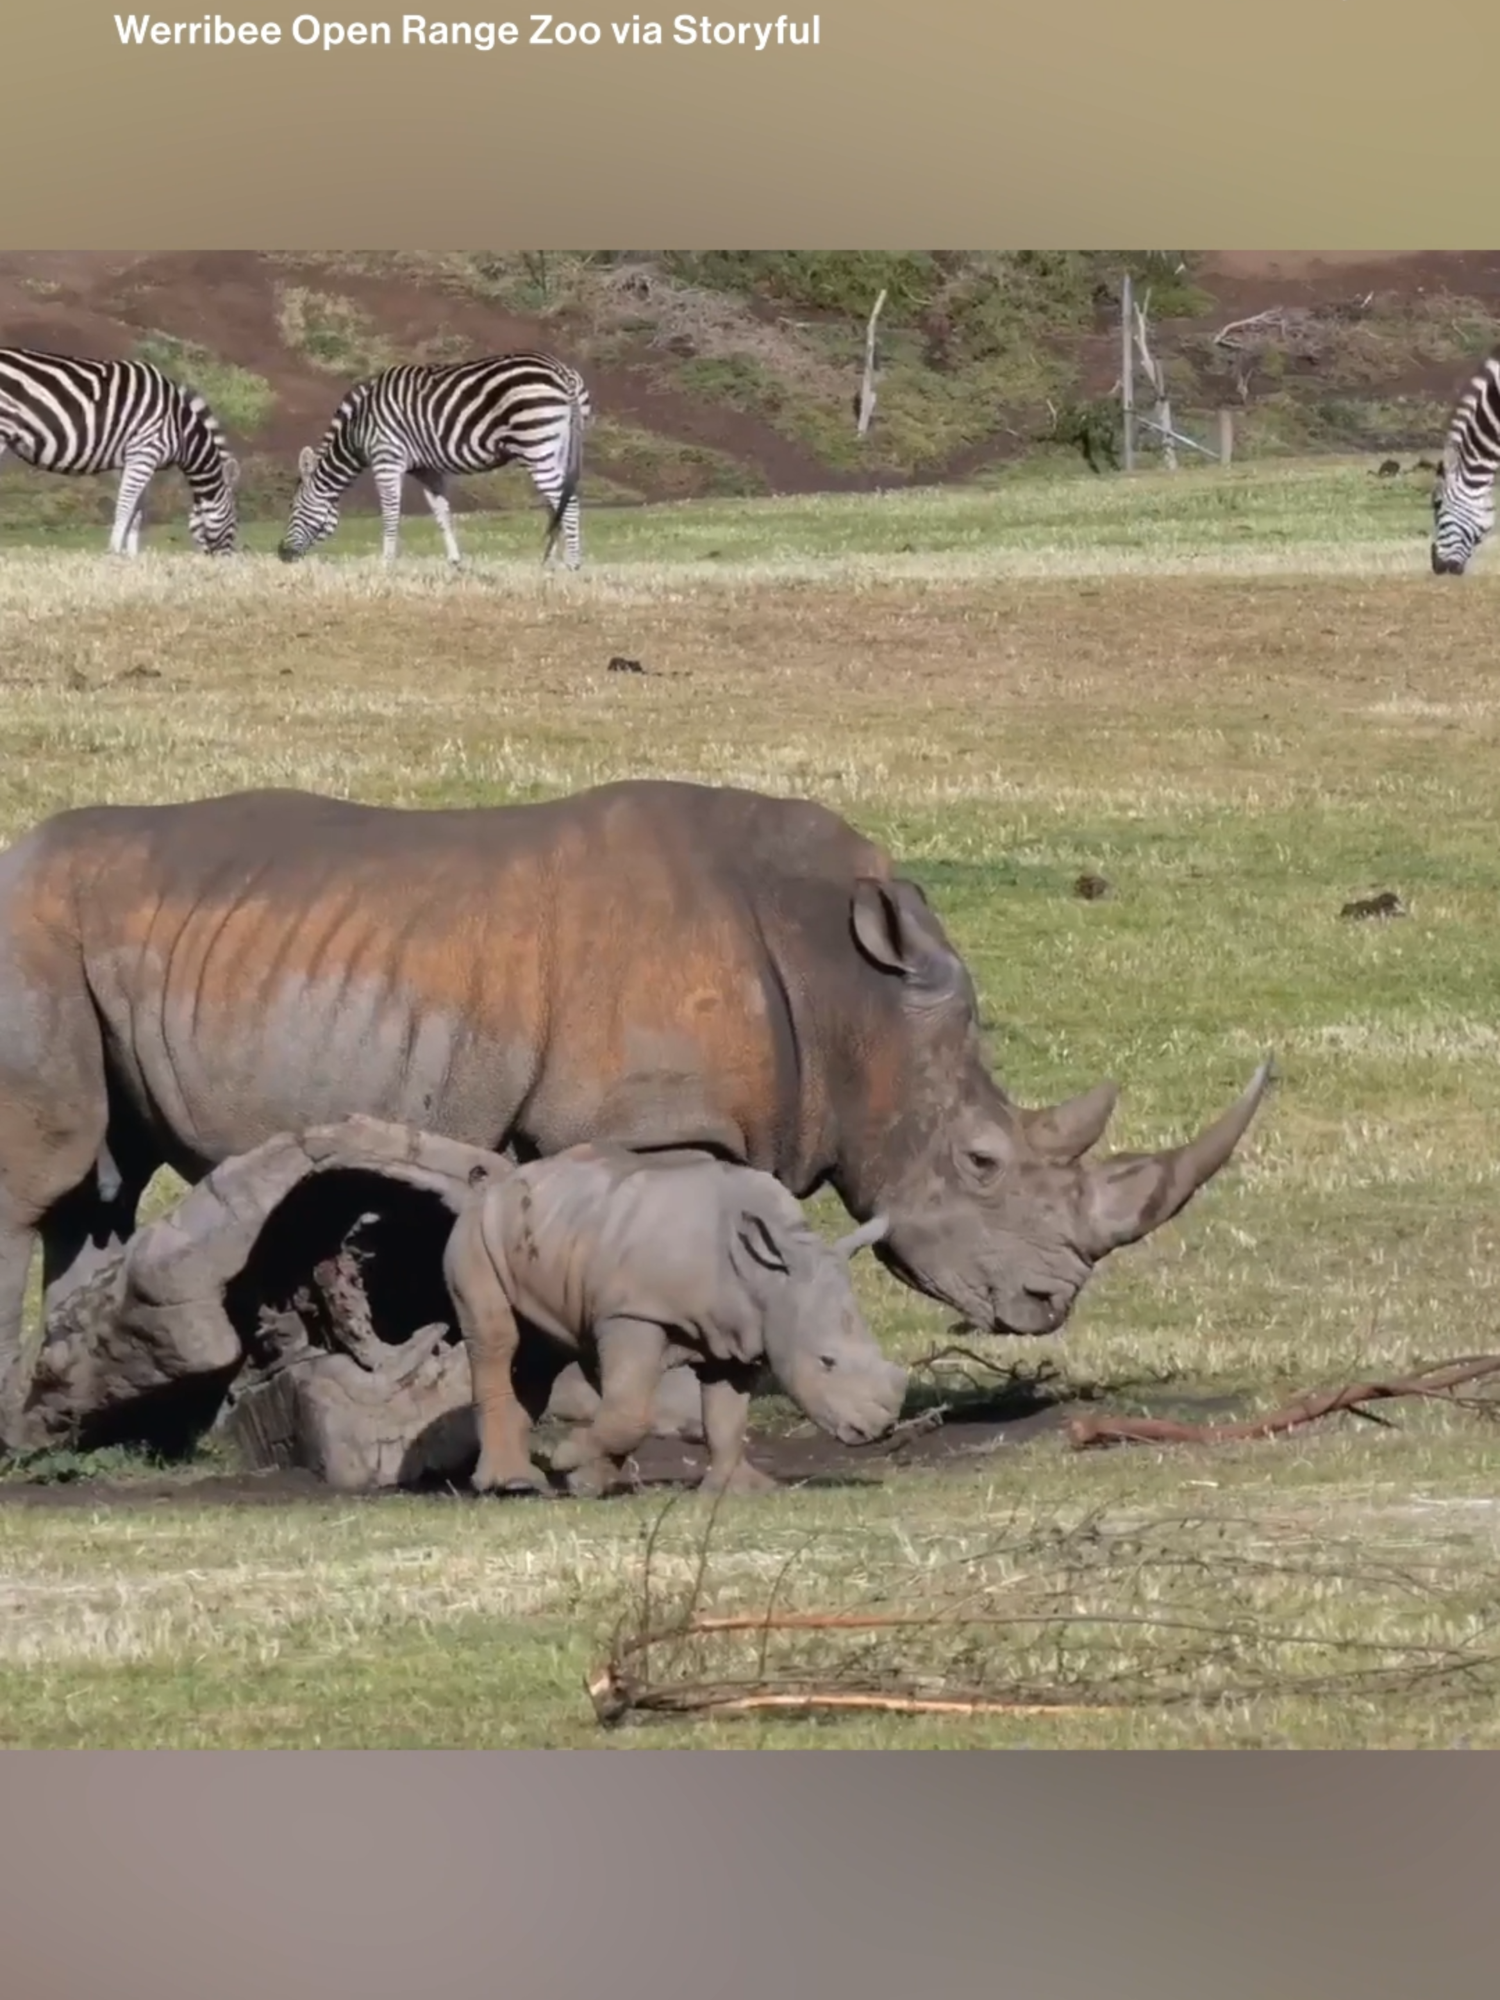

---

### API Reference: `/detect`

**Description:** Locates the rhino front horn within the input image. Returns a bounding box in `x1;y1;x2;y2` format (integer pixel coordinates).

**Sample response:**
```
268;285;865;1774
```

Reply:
1082;1058;1274;1256
1020;1080;1119;1161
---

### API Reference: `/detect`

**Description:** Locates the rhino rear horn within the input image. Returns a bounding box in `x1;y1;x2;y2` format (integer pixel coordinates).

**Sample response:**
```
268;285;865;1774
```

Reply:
833;1215;890;1259
1082;1058;1274;1257
1020;1081;1119;1161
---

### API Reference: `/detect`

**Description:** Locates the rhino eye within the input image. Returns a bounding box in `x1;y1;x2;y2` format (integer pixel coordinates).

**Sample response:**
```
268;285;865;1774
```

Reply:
819;1354;837;1370
966;1147;1001;1172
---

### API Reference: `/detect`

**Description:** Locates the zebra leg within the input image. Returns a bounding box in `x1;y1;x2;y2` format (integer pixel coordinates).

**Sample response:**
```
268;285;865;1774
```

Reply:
372;458;406;563
109;455;156;557
563;492;583;571
410;468;462;566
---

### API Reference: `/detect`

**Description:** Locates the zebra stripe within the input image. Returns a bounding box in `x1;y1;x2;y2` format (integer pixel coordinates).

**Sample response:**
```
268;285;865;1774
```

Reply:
277;353;593;568
1431;351;1500;575
0;347;240;555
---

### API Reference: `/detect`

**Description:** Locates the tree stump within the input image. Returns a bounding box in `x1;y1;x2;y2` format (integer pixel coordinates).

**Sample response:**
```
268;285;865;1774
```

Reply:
15;1116;710;1489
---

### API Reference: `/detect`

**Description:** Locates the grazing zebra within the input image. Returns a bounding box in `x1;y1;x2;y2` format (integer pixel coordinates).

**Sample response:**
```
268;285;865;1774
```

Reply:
0;347;240;555
277;353;592;567
1431;351;1500;575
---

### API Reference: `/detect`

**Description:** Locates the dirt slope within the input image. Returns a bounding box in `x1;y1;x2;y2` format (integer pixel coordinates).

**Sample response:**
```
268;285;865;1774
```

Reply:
0;251;1493;518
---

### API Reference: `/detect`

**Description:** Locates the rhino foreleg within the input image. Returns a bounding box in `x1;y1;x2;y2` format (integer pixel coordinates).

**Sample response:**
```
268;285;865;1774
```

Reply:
698;1367;778;1496
544;1358;709;1442
548;1315;667;1498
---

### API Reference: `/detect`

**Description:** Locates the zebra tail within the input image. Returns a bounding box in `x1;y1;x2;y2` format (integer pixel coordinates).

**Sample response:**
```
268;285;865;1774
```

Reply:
542;387;586;564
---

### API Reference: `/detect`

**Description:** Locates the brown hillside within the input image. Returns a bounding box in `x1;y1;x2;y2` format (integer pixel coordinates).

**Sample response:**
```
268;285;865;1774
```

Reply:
1;251;1495;521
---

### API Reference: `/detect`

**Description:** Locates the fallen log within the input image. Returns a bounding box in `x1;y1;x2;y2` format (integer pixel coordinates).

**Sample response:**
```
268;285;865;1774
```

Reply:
15;1116;717;1488
20;1118;508;1485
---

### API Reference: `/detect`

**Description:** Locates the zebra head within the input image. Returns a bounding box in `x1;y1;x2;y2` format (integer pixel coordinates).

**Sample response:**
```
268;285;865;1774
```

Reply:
278;446;341;562
1431;446;1493;575
187;453;240;556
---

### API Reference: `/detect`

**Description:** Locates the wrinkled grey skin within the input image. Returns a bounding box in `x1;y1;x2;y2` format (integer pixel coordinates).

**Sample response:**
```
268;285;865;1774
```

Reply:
442;1143;908;1498
0;780;1272;1446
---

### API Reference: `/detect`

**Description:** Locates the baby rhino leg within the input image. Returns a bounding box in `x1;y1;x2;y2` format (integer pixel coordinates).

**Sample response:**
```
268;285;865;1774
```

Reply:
544;1359;707;1441
698;1365;778;1496
442;1209;550;1496
548;1316;667;1499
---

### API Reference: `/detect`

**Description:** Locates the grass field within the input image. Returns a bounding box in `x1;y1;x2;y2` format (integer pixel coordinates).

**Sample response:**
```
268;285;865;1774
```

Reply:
2;457;1499;1749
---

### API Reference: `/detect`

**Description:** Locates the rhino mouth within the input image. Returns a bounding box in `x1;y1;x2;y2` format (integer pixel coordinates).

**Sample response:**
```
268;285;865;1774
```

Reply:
877;1244;1058;1340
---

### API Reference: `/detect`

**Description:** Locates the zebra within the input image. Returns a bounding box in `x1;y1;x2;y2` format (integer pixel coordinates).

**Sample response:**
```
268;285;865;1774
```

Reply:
277;354;593;568
0;347;240;556
1431;350;1500;575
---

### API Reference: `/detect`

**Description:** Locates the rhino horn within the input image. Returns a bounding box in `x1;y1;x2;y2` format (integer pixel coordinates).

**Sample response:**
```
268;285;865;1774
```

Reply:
834;1215;890;1259
1081;1058;1274;1256
1019;1080;1119;1161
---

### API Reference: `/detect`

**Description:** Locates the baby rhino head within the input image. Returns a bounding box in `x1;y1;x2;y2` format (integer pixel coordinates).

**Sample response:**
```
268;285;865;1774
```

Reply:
725;1190;908;1447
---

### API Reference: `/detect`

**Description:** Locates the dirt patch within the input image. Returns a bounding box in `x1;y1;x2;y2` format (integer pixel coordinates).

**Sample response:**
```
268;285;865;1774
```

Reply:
2;249;1494;502
0;250;880;505
0;1389;1249;1508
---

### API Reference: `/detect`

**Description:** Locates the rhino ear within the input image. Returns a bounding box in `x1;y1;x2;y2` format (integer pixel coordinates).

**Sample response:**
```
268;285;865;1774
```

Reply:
851;878;963;999
735;1211;792;1276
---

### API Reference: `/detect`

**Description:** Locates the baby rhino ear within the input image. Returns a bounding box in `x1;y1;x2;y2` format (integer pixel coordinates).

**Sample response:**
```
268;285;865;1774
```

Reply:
734;1211;791;1275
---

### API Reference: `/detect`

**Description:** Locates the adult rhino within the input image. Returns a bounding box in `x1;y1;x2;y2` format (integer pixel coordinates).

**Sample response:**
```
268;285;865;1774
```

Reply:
0;778;1270;1434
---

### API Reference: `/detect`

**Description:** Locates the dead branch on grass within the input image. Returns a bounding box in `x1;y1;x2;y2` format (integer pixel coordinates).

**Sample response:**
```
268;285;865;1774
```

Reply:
586;1493;1500;1730
1066;1355;1500;1452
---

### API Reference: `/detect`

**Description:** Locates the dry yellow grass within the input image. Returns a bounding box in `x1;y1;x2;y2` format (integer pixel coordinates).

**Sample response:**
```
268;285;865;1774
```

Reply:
1;464;1498;1747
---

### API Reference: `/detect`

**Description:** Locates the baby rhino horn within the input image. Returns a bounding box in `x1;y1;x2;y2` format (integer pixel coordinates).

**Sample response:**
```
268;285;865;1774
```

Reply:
1081;1059;1275;1257
834;1215;890;1259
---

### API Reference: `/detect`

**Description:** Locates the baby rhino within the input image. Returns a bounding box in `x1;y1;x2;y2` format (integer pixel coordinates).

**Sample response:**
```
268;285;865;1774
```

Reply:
442;1143;909;1499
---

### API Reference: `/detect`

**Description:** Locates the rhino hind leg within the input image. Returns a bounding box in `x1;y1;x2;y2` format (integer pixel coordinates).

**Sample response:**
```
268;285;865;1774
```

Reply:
0;1113;123;1451
39;1139;155;1322
0;1203;34;1446
442;1209;552;1497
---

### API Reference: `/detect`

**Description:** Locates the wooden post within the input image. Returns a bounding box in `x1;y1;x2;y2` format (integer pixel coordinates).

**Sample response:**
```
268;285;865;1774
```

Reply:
856;288;887;438
1218;408;1234;466
1120;272;1136;472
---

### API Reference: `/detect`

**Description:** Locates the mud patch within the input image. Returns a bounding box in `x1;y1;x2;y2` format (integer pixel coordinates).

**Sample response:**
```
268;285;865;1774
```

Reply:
0;1387;1250;1508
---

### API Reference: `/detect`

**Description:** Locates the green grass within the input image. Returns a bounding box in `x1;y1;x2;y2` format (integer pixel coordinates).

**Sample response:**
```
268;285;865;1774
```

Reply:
1;456;1498;1747
273;284;394;378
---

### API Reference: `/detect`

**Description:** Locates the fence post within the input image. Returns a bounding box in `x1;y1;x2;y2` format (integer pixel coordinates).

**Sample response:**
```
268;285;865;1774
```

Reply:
1218;408;1234;466
1121;272;1135;472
